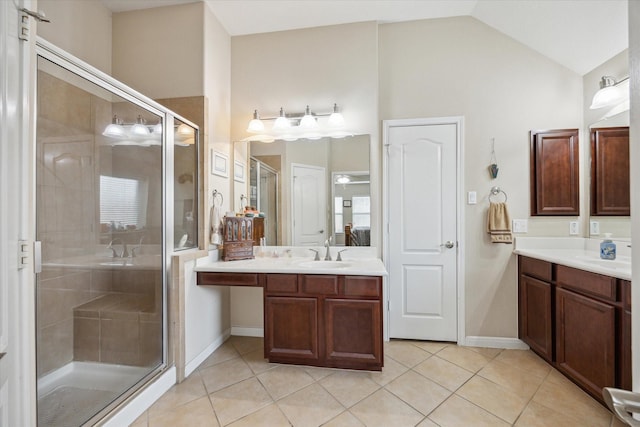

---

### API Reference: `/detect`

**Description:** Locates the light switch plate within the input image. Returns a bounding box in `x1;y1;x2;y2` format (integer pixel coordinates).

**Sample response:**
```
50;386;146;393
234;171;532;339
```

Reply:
590;220;600;235
467;191;477;205
569;221;579;235
512;219;528;233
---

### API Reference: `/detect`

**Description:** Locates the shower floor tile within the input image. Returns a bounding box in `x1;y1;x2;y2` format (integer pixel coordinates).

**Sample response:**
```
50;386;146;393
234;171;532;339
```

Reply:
38;386;118;427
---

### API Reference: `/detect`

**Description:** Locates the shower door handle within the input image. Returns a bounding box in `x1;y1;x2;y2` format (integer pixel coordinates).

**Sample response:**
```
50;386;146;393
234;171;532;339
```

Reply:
34;241;42;273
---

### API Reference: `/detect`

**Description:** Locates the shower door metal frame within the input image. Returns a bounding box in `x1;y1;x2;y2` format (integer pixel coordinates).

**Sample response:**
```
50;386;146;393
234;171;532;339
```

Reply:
34;37;198;425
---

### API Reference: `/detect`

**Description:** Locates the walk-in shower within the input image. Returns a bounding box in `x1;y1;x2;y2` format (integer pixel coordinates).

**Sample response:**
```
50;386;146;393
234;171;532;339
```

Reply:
35;40;198;426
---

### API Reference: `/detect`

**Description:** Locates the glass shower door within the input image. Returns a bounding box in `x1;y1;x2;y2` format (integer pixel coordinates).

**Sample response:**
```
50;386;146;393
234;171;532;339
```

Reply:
36;55;164;426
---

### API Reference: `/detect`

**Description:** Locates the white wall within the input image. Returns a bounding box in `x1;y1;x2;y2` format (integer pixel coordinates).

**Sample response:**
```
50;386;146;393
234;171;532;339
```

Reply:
37;0;112;74
379;16;583;338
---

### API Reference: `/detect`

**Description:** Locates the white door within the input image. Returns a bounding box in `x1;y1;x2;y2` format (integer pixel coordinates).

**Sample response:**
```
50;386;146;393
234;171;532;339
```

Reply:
1;1;36;426
385;119;460;341
292;164;326;246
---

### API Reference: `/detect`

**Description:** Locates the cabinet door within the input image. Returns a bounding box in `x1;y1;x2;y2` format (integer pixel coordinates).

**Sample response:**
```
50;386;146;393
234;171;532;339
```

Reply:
590;127;630;216
530;129;579;215
325;298;382;369
265;297;319;363
519;275;553;362
556;287;615;400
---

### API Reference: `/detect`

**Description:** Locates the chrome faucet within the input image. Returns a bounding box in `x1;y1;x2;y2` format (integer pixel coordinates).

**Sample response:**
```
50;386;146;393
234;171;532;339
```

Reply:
107;238;128;258
324;236;332;261
131;236;145;258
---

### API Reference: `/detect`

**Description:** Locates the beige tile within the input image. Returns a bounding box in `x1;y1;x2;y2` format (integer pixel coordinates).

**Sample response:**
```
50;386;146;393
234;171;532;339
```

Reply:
210;377;273;426
384;341;432;367
228;335;264;355
198;341;241;370
385;370;451;416
322;411;365;427
257;365;315;400
495;350;552;378
477;359;545;399
515;401;597;427
302;366;335;381
130;411;148;427
410;341;450;354
319;370;380;408
242;348;277;375
148;372;207;418
413;356;474;392
465;345;503;359
277;383;344;426
456;375;528;424
436;345;492;372
428;395;510;427
226;403;290;427
368;356;409;386
200;358;254;394
148;396;219;427
416;418;439;427
350;389;424;427
532;377;612;427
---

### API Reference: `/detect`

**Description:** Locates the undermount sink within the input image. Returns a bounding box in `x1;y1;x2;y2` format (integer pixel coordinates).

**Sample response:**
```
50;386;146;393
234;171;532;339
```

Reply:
297;261;352;269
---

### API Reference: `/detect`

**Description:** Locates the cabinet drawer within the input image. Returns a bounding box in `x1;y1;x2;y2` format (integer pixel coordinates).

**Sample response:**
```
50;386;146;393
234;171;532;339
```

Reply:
197;272;259;286
520;257;552;282
344;276;381;298
265;274;298;293
557;265;616;301
301;275;339;295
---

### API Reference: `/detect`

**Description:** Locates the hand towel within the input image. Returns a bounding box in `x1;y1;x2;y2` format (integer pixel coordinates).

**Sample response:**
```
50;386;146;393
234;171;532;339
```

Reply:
210;204;222;245
487;202;512;244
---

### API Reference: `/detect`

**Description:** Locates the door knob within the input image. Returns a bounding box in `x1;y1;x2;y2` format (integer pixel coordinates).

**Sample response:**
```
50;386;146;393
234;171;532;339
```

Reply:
319;230;324;234
441;241;455;249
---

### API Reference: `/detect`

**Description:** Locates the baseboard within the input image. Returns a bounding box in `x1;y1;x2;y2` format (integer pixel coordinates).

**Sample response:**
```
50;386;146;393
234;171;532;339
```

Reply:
462;336;530;350
230;327;264;337
103;366;176;427
184;328;231;377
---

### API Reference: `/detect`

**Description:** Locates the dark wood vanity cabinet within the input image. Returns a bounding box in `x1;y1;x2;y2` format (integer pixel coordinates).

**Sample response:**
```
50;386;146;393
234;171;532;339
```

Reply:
590;127;630;216
518;256;631;403
264;273;383;370
530;129;580;216
518;257;553;362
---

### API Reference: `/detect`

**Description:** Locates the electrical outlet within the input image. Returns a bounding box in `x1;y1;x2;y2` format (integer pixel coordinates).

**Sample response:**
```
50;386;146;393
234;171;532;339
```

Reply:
590;220;600;235
569;221;579;235
512;219;528;233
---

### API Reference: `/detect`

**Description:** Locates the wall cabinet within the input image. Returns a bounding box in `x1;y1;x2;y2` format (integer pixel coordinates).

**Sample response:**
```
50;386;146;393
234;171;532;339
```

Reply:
530;129;580;216
518;256;631;403
590;127;630;216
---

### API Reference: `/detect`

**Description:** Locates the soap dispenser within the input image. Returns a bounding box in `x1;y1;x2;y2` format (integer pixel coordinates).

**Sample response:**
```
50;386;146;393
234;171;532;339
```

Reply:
600;233;616;260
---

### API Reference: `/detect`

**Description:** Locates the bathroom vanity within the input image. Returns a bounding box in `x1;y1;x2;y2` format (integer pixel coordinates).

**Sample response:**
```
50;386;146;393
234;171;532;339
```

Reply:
514;238;632;403
195;253;387;371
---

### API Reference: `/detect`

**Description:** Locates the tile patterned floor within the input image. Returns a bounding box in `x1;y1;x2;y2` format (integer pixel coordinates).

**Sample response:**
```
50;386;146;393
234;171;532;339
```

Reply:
130;337;624;426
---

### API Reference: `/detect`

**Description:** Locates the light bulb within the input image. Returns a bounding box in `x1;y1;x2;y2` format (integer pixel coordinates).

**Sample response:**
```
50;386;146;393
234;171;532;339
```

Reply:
299;105;318;130
272;108;291;131
130;115;150;137
327;103;345;128
102;115;126;138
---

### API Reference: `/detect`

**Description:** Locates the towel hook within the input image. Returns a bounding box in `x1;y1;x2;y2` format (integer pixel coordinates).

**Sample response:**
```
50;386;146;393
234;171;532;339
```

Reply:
489;186;507;203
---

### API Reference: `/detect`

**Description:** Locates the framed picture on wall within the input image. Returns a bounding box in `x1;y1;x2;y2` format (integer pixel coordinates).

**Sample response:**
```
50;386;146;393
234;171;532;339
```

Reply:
234;160;246;183
212;150;228;177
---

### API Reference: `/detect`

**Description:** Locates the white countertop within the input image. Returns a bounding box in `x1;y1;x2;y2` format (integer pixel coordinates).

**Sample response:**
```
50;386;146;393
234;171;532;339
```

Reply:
513;237;631;280
194;246;387;276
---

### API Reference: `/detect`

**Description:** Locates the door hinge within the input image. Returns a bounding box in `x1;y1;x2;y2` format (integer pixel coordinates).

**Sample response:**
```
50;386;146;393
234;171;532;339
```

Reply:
18;240;29;270
18;8;50;42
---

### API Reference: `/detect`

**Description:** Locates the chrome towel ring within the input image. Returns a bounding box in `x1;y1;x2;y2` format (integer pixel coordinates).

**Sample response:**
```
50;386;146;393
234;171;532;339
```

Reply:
489;186;507;203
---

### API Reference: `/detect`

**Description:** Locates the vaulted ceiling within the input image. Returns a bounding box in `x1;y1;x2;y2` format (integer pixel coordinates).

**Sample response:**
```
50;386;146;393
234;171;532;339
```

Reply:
100;0;628;75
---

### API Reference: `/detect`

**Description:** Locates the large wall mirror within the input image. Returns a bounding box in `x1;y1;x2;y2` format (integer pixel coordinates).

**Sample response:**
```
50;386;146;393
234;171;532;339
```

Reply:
246;134;370;246
588;110;630;239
